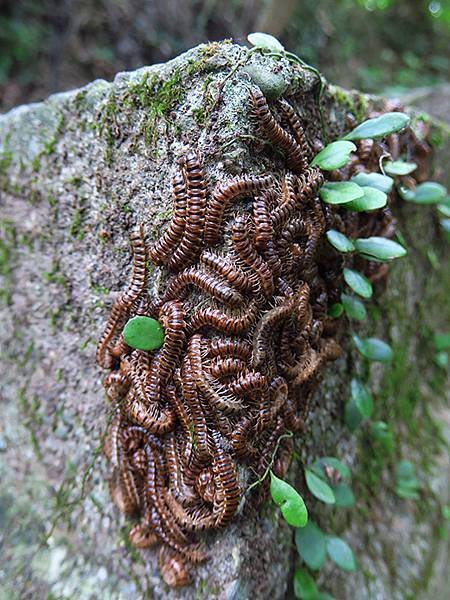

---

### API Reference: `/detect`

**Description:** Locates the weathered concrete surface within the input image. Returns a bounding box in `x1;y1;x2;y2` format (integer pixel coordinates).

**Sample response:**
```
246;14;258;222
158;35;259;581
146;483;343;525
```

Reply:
0;43;448;599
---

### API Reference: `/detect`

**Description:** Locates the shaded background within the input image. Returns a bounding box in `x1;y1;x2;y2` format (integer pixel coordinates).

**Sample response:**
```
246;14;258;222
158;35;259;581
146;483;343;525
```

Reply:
0;0;449;113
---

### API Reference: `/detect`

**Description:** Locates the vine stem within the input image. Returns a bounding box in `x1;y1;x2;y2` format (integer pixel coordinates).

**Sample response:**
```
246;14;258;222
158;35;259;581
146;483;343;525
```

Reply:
212;47;258;111
245;430;294;495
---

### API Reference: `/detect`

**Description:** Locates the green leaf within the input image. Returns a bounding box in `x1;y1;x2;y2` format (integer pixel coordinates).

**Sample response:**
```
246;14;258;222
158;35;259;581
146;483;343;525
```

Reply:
293;568;319;600
311;141;356;170
305;469;335;504
414;182;447;204
352;334;393;362
401;182;447;205
317;594;335;600
437;201;450;217
319;182;364;205
435;351;449;369
270;472;308;527
343;268;373;298
247;32;284;52
295;521;327;571
396;460;416;481
396;484;420;500
326;229;355;253
370;421;394;450
345;398;364;431
398;185;415;201
351;172;394;193
395;461;420;499
354;236;407;260
351;378;373;418
326;537;357;571
123;316;165;351
318;457;351;480
328;303;344;318
433;333;450;351
341;293;367;321
441;218;450;235
384;160;417;176
345;186;387;212
343;112;410;141
332;483;355;508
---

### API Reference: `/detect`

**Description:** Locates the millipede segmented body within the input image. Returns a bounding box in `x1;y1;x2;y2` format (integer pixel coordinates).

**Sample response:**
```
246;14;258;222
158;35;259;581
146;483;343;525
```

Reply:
204;174;274;246
250;89;308;173
148;172;187;265
167;151;208;271
96;88;421;586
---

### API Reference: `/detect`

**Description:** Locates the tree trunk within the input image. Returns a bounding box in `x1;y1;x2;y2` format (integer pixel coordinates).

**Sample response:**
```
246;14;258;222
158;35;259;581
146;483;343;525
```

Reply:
0;42;448;599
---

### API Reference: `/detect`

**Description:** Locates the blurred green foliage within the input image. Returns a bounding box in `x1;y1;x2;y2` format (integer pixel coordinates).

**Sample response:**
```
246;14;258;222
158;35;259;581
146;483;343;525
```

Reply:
287;0;450;93
0;0;448;111
0;2;48;85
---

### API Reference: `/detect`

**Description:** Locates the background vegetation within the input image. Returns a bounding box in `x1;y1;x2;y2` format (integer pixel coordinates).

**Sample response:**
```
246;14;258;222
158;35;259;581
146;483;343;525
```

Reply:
1;0;449;112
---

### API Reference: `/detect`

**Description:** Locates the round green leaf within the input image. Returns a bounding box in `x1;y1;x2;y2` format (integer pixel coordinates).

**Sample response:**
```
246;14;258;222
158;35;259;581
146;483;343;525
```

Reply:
311;141;356;171
396;484;419;500
247;32;284;52
351;378;373;418
384;160;417;176
396;460;417;482
435;351;449;369
123;316;165;351
433;333;450;351
293;568;318;600
345;399;364;432
270;472;308;527
370;421;393;450
352;334;393;362
395;461;420;500
354;236;407;260
343;112;410;141
414;182;447;204
351;172;394;193
332;483;355;508
441;218;450;235
328;303;344;318
343;268;373;298
326;229;355;253
319;457;351;480
319;181;364;205
326;537;357;571
341;293;367;321
295;521;327;571
345;186;387;212
437;201;450;217
398;185;416;201
401;182;447;205
305;469;335;504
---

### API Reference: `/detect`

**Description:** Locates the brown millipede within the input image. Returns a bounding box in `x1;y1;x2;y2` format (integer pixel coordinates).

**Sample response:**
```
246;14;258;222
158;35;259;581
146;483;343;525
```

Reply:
250;89;307;173
163;267;245;307
148;171;187;265
167;151;208;271
204;174;274;246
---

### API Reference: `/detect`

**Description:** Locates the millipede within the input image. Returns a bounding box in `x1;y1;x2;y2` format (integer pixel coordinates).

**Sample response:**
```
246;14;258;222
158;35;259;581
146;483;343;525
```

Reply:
148;171;188;265
250;89;309;173
96;85;427;587
204;174;274;246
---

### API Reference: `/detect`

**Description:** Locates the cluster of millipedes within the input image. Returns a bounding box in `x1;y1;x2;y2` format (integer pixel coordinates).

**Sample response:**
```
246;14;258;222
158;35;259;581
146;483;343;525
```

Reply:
96;86;428;587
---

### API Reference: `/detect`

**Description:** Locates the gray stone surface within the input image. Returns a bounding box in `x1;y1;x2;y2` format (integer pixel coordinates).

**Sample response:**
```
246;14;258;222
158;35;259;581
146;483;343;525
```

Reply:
0;42;448;599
